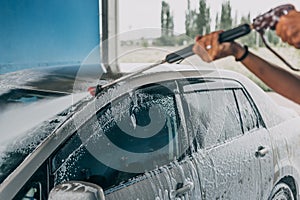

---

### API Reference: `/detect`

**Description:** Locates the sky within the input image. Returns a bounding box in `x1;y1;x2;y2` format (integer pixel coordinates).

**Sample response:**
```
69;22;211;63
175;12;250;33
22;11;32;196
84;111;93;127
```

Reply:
120;0;300;36
0;0;100;64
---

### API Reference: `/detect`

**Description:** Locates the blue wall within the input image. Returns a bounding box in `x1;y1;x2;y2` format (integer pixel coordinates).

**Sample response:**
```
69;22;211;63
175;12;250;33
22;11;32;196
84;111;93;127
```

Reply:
0;0;100;67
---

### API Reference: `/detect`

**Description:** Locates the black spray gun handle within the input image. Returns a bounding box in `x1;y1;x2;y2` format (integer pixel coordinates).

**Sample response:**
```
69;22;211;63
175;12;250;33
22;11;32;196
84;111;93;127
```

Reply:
165;24;251;63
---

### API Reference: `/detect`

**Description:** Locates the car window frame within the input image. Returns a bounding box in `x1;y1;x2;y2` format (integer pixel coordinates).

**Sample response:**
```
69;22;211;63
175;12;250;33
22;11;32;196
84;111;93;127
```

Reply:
13;162;49;200
49;79;190;191
183;88;243;148
176;77;261;151
233;88;265;133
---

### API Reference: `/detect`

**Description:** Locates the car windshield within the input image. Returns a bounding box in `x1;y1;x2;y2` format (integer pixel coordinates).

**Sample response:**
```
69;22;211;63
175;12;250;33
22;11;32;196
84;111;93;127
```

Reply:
0;0;101;182
0;87;88;184
0;118;58;184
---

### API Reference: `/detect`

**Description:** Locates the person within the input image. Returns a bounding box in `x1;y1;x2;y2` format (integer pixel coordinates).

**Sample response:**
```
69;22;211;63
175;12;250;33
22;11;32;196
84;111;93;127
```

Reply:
193;9;300;104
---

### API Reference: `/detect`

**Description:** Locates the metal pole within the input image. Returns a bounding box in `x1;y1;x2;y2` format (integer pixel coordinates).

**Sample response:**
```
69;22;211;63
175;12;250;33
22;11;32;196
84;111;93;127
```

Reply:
101;0;108;66
101;0;120;75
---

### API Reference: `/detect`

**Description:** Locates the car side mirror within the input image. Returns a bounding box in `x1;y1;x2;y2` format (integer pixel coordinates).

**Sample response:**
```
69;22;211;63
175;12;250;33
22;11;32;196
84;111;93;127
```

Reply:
48;181;105;200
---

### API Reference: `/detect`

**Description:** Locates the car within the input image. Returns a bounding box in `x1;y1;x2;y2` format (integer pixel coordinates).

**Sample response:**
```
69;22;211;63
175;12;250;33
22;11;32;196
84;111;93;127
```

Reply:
0;63;299;200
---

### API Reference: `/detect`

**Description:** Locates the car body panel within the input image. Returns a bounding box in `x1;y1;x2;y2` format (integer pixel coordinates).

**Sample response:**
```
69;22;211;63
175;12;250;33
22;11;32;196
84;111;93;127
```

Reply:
0;64;299;199
270;117;300;198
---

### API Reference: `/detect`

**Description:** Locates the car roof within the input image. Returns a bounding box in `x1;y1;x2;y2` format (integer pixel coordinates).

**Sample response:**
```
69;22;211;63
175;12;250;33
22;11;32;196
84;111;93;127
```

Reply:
108;63;289;129
0;63;288;198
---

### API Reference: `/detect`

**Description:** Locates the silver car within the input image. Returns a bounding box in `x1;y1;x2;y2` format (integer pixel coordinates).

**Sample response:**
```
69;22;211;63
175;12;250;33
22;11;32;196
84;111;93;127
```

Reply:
0;64;299;200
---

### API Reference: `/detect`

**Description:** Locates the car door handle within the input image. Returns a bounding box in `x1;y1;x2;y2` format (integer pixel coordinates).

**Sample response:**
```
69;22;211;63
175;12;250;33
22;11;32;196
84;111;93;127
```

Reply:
171;181;194;197
255;146;269;158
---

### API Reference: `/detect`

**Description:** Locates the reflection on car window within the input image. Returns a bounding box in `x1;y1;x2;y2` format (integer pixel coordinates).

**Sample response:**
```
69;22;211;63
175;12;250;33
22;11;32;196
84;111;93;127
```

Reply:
234;89;259;132
184;89;242;148
21;182;41;200
13;163;47;200
51;84;182;190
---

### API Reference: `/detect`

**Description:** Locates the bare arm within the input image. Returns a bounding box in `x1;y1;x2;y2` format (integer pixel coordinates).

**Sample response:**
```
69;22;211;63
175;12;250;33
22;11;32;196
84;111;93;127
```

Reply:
240;47;300;104
193;32;300;104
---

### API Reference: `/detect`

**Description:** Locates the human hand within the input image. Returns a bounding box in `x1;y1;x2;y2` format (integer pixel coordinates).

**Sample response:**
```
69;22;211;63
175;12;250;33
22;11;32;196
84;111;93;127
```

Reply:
192;31;245;62
276;10;300;49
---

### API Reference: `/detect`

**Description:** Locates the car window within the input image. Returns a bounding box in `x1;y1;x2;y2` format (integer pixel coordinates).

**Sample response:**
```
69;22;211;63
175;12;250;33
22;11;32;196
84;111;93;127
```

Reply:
51;84;183;190
234;89;260;132
183;89;242;149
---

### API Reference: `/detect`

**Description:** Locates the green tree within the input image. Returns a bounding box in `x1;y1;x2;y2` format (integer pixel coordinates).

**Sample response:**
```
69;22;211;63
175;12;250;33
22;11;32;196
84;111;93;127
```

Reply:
240;13;257;47
185;0;211;37
205;7;211;34
266;30;280;46
185;0;191;36
185;0;198;38
196;0;210;35
215;12;220;30
159;0;175;46
233;10;238;27
161;1;174;37
240;12;250;24
220;1;232;30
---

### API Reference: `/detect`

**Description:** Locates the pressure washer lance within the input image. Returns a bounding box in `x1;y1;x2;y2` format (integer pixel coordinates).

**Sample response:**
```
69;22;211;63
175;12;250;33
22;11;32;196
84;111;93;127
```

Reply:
165;4;297;69
89;23;253;97
89;4;297;97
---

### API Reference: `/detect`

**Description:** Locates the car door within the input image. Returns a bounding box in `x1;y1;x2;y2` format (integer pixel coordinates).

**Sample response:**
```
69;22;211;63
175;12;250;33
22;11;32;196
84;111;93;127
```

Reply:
233;88;273;199
50;81;201;199
178;78;273;199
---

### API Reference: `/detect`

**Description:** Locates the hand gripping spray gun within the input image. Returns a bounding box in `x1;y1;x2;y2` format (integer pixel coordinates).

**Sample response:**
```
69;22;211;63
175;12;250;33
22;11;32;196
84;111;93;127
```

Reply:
91;4;297;97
